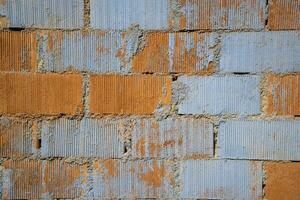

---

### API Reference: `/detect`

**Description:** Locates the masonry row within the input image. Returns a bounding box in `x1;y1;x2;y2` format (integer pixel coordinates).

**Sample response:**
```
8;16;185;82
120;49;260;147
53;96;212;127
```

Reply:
1;30;299;73
1;117;300;160
0;73;299;116
1;0;299;30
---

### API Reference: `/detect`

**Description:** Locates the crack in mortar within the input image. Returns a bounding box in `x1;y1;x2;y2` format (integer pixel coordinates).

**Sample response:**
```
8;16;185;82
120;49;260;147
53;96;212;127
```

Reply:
82;73;90;117
83;0;90;28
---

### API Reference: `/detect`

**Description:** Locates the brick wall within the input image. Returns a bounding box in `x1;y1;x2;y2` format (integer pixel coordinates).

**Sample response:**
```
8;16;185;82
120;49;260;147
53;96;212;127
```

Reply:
0;0;299;199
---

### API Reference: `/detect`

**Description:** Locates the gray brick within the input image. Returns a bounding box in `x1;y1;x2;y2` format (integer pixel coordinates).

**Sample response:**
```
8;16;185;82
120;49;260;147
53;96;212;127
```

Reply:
219;120;300;160
176;76;261;115
220;31;300;73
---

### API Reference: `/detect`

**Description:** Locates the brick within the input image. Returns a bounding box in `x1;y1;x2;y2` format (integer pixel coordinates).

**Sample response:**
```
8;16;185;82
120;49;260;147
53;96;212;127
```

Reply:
0;31;38;71
90;0;169;30
90;75;171;115
220;31;300;73
2;160;43;199
177;0;266;30
219;120;300;160
0;73;83;115
265;162;300;200
132;32;219;73
2;160;88;199
43;160;88;198
268;0;300;30
92;159;175;198
3;0;83;28
41;118;123;158
0;118;33;157
132;118;213;158
180;160;262;199
264;74;300;116
176;76;261;115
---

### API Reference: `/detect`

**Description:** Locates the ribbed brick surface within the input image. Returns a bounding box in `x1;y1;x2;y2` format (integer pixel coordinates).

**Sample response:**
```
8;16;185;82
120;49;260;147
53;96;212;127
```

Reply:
176;75;261;115
265;74;300;116
90;75;171;115
219;120;300;160
0;31;38;71
0;73;83;115
269;0;300;30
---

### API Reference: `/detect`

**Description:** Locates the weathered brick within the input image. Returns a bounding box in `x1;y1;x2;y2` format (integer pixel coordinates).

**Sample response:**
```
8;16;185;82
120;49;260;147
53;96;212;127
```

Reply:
0;31;38;71
176;76;261;115
92;159;175;198
2;160;88;199
220;31;300;73
268;0;300;30
132;32;219;73
90;0;169;30
90;75;171;115
219;120;300;160
176;0;266;30
264;74;300;116
0;73;83;115
2;0;83;28
41;118;123;158
180;160;262;199
2;160;43;199
132;118;213;158
43;160;88;199
265;162;300;200
0;118;33;157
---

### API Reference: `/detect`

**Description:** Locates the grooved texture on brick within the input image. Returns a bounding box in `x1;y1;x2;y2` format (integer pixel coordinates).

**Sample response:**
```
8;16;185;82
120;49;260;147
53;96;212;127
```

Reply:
92;159;175;198
2;160;88;199
90;0;169;30
269;0;300;30
0;73;83;115
265;162;300;200
3;0;84;28
265;74;300;116
219;120;300;160
90;75;171;115
177;0;266;30
0;118;33;157
176;76;261;115
132;32;219;73
180;160;263;199
0;31;38;71
220;31;300;73
132;118;213;158
41;118;123;158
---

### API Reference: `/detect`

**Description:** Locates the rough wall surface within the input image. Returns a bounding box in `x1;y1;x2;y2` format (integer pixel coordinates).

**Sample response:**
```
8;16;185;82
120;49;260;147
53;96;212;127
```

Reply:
0;0;299;199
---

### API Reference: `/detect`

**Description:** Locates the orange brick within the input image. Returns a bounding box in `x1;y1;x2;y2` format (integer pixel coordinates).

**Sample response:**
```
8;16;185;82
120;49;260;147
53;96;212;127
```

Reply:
0;73;83;115
265;162;300;200
0;118;33;157
2;160;43;199
268;0;300;30
0;31;38;71
264;74;300;116
90;75;171;115
44;160;87;198
132;33;217;74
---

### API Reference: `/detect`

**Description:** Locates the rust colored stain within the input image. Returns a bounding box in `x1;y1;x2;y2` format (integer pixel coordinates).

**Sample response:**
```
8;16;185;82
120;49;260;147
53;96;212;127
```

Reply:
136;137;146;157
265;162;300;200
44;160;83;198
264;74;300;116
2;160;43;199
0;31;38;71
103;160;118;177
268;0;300;30
89;75;171;115
0;73;83;115
139;161;166;188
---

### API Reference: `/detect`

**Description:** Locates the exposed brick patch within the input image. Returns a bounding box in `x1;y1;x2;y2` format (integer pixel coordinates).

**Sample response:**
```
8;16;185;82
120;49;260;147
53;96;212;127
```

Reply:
0;73;83;115
265;162;300;200
89;75;171;115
